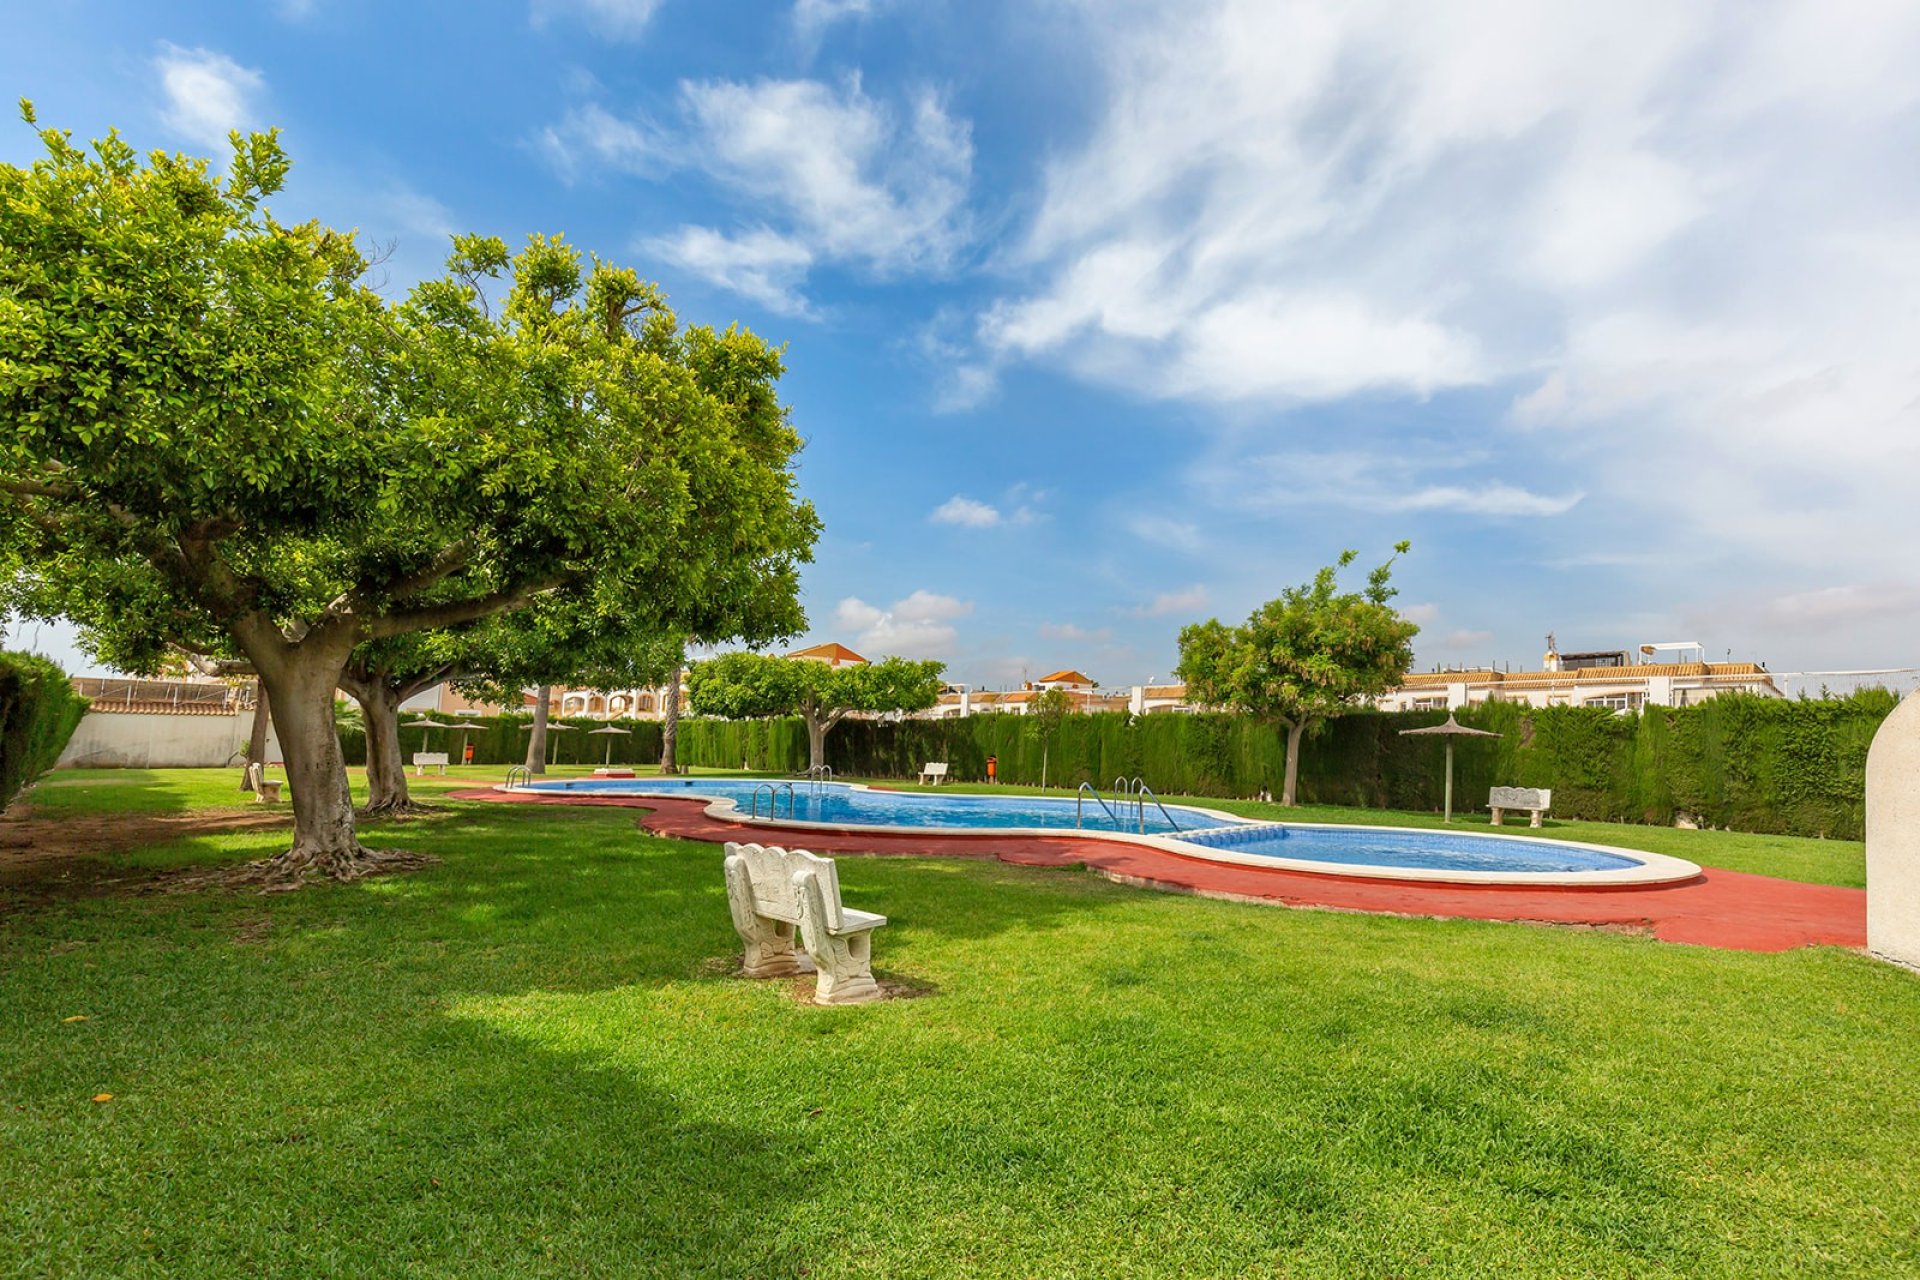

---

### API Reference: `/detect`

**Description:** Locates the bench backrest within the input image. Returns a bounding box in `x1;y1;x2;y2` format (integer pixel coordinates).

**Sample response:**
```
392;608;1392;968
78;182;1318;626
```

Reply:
1489;786;1552;809
245;761;264;791
787;848;845;933
723;841;807;923
413;751;450;766
922;762;949;776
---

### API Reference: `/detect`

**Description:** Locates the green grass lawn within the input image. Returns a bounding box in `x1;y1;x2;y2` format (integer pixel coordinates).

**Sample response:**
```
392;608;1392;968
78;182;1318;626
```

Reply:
2;770;1911;1276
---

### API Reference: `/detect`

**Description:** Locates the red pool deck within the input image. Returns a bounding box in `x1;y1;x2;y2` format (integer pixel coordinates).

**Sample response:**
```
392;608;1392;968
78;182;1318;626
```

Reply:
452;789;1866;954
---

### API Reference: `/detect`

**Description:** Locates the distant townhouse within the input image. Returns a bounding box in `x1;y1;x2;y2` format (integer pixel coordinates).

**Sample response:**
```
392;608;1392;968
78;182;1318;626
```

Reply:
1374;640;1782;713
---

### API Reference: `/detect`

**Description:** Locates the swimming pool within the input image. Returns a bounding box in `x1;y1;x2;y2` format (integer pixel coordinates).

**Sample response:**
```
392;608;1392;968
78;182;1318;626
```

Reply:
509;776;1702;887
517;775;1233;834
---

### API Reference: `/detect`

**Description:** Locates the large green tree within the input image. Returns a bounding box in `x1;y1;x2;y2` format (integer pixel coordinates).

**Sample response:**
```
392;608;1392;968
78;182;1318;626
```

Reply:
0;115;817;879
686;652;945;771
1176;544;1419;806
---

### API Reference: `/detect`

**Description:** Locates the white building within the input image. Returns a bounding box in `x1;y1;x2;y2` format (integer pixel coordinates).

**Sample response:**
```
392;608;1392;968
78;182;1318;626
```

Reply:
1375;640;1782;713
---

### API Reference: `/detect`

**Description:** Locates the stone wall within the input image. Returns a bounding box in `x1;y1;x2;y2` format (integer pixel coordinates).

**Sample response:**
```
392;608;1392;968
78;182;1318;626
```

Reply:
55;708;281;770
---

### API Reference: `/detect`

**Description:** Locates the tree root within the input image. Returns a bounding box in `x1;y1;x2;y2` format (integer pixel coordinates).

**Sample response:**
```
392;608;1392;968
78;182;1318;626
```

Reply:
162;844;439;894
359;798;435;820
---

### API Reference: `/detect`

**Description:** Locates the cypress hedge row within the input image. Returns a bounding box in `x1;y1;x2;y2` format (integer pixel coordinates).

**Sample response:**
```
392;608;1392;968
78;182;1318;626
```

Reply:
337;714;809;773
0;652;90;810
334;690;1895;839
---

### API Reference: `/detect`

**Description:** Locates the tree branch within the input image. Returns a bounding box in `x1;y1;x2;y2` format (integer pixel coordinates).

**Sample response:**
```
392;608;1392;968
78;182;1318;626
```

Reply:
362;579;567;640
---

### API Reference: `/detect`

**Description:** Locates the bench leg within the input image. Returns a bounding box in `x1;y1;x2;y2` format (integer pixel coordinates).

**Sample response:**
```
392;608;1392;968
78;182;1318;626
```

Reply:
800;927;882;1005
724;857;807;978
1529;810;1544;829
1489;807;1503;826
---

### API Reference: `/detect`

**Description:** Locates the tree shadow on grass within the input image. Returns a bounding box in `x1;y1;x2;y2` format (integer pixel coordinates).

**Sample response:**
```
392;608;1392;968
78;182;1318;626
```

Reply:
14;996;817;1278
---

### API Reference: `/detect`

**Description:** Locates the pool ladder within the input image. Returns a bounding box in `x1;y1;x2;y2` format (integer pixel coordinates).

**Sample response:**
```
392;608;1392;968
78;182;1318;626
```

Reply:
504;765;532;791
1076;778;1183;833
797;764;833;791
750;781;796;819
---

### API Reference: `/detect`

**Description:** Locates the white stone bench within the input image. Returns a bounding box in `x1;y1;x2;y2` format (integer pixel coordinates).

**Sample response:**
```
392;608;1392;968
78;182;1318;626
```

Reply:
246;761;283;804
723;841;887;1005
1489;786;1552;828
919;762;949;785
413;751;449;776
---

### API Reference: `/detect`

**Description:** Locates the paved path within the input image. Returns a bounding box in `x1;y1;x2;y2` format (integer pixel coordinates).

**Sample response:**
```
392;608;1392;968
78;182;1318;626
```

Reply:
453;789;1866;953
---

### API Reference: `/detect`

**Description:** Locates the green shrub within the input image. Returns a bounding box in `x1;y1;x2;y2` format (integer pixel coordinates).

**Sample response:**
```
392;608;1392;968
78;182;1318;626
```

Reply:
0;652;89;809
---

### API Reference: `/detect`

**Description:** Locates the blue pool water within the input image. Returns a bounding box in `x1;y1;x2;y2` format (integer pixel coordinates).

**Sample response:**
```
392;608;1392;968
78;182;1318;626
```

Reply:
1176;823;1645;874
519;777;1654;874
521;776;1228;835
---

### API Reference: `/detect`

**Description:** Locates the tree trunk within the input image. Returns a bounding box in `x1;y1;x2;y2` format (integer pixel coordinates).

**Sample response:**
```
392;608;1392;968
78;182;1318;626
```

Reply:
1281;720;1306;807
245;631;374;880
658;665;683;774
242;678;271;791
804;712;828;773
355;682;416;817
525;685;551;774
1041;741;1050;793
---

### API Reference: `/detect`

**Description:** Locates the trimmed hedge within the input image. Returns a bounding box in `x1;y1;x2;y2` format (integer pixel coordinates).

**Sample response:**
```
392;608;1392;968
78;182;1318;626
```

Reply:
335;690;1896;839
337;714;809;773
0;652;89;810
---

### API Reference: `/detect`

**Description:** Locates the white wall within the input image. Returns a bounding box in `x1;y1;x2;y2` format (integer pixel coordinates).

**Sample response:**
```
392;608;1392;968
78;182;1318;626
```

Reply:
1867;691;1920;971
56;709;282;769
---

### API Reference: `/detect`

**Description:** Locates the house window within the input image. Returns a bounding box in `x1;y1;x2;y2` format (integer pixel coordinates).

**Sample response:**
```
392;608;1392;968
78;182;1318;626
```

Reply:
1584;693;1644;711
1410;697;1447;711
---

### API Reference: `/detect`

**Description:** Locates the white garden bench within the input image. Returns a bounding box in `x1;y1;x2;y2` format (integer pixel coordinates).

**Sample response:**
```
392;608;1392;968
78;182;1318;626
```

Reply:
918;762;949;786
246;761;283;804
723;841;887;1005
1489;786;1552;828
412;751;449;776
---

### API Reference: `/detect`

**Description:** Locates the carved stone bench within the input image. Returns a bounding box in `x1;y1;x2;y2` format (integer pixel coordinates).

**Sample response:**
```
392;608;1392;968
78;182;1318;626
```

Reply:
412;751;449;776
919;762;949;785
1489;786;1552;828
723;842;887;1005
245;761;283;804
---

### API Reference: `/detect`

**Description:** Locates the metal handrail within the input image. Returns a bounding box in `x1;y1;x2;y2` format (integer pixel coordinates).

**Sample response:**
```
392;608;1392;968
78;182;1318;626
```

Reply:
504;765;531;791
751;781;795;819
1076;781;1120;830
1132;780;1183;833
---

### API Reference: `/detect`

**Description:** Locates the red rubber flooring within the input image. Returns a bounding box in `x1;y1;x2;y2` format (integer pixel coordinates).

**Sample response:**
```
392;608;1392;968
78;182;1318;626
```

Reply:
451;789;1866;954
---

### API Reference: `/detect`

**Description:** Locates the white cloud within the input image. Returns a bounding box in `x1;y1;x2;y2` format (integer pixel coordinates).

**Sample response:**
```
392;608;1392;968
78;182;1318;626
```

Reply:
793;0;888;41
1765;583;1920;631
153;44;263;151
1401;603;1442;626
647;226;816;316
531;0;666;40
1039;622;1113;643
1195;449;1580;519
1126;514;1203;553
969;0;1920;574
1132;585;1210;618
834;590;973;657
930;495;1001;528
547;76;971;313
1442;629;1495;650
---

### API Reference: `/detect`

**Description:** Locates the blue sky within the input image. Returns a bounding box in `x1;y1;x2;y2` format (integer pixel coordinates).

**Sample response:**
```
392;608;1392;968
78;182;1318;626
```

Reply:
6;0;1920;691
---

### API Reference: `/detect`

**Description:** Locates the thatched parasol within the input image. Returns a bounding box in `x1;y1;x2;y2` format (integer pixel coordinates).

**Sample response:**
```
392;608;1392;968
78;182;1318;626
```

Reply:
1397;714;1502;822
588;724;632;765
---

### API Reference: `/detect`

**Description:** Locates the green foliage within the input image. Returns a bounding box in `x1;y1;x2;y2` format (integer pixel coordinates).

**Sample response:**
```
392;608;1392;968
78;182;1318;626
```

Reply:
332;713;809;772
0;652;88;809
686;654;945;724
1177;544;1419;730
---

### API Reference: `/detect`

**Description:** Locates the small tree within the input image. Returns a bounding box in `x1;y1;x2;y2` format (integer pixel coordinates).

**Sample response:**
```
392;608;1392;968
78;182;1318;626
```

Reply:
687;653;945;771
1027;687;1074;791
1176;543;1418;806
